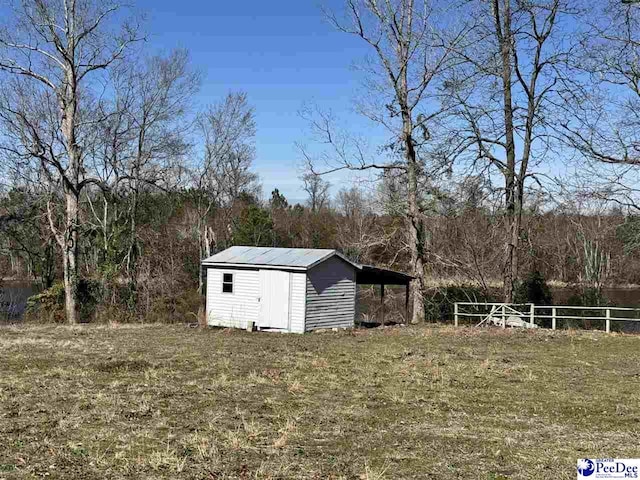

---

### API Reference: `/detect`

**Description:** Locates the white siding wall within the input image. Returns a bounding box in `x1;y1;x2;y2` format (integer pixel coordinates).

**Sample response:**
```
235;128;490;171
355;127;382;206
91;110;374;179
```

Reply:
206;268;260;329
207;267;306;333
289;272;306;333
305;256;356;331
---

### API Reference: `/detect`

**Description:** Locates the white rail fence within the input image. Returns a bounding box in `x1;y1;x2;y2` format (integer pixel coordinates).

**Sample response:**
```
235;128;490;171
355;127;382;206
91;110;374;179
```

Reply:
453;302;640;333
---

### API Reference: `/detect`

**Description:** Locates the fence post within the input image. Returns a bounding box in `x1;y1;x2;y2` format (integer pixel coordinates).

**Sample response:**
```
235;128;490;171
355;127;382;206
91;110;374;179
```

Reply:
454;303;459;327
552;307;557;331
606;308;611;333
529;304;535;328
502;304;506;329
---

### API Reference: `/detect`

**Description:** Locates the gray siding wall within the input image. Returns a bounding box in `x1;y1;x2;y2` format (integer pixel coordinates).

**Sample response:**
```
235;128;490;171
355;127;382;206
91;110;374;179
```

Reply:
305;256;356;331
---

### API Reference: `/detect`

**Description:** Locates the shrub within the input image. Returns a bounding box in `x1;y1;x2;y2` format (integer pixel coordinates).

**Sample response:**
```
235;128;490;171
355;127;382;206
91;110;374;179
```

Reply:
423;285;498;323
25;280;103;323
144;289;201;324
567;287;608;308
514;269;553;305
564;287;610;331
26;282;65;323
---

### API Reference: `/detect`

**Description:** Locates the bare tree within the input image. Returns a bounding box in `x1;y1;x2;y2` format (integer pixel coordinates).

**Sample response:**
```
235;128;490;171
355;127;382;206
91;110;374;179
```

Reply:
192;92;258;292
0;0;141;323
447;0;576;301
116;50;198;301
198;93;258;205
301;172;330;212
77;49;199;311
562;1;640;213
334;185;399;264
336;186;368;218
306;0;469;323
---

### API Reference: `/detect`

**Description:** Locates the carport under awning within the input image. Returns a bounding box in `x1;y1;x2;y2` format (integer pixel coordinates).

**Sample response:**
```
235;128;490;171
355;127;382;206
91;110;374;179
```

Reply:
356;265;414;325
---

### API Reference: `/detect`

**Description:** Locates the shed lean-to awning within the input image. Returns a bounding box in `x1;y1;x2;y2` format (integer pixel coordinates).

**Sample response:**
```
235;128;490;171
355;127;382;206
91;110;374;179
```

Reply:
356;265;413;286
356;265;414;327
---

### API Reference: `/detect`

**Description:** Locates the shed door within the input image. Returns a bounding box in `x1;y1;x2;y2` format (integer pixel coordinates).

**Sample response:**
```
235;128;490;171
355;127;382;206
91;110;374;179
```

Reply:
259;270;290;329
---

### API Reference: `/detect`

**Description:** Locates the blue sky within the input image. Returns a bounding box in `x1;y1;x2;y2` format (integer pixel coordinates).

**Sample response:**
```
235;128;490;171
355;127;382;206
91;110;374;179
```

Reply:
137;0;374;203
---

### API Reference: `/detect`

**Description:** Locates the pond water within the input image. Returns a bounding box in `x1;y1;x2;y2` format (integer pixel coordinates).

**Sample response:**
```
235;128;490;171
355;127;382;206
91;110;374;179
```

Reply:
551;286;640;307
0;281;39;322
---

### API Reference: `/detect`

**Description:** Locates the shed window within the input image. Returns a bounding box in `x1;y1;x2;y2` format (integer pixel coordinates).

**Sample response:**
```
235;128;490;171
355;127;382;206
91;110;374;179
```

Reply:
222;273;234;293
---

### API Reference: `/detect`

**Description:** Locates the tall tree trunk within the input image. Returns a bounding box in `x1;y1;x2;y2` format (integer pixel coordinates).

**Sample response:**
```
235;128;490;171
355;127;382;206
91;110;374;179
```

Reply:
127;130;145;310
403;108;426;324
400;5;427;324
493;0;518;303
127;181;139;309
44;238;55;289
61;47;81;323
199;223;214;294
407;150;426;324
198;217;205;296
62;190;79;324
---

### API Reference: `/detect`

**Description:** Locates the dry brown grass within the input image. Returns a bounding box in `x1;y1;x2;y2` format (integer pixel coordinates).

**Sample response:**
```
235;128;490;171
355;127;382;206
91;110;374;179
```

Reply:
1;324;640;479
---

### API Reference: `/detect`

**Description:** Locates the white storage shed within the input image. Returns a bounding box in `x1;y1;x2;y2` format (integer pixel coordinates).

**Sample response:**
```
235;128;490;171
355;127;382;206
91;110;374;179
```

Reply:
202;246;412;333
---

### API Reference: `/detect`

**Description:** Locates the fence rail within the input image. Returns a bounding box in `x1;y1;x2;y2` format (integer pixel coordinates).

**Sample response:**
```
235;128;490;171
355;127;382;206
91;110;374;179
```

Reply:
453;302;640;333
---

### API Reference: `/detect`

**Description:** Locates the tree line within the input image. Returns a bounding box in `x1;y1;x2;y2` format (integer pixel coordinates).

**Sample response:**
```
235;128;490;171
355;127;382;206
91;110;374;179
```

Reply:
2;0;640;324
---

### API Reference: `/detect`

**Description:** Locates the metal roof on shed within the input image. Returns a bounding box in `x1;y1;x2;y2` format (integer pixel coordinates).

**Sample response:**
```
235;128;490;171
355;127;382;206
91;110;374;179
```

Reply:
203;246;414;284
202;246;359;270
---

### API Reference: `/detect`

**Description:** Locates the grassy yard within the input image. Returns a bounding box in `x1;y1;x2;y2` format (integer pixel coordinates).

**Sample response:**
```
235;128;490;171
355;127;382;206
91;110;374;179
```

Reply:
1;324;639;479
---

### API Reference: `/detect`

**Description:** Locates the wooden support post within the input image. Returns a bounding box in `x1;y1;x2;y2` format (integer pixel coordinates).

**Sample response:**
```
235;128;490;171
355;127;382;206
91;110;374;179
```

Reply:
552;307;557;330
380;284;385;327
405;284;410;325
606;308;611;333
502;304;506;329
529;303;535;328
454;302;459;327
